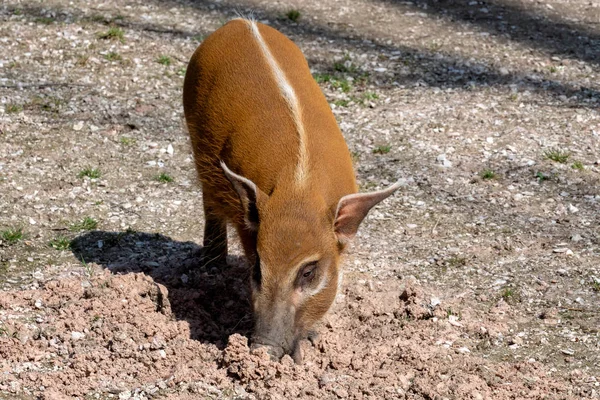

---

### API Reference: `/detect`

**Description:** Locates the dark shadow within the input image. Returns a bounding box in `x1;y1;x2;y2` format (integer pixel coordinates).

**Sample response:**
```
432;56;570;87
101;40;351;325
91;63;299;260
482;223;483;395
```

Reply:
377;0;600;65
70;231;253;349
0;3;206;40
155;0;600;107
3;1;598;108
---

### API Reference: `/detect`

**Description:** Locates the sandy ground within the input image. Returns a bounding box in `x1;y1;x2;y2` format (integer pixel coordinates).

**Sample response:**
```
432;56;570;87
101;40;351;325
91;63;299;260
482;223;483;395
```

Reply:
0;0;599;398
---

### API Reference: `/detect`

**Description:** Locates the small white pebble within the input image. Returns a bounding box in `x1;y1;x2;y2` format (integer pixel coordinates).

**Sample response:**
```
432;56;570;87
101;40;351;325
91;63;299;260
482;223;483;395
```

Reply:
118;391;132;400
448;315;462;327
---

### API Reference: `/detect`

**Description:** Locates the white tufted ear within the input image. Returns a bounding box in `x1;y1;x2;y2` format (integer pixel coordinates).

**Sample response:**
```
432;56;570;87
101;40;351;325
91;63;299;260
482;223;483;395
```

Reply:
221;161;266;231
334;181;402;243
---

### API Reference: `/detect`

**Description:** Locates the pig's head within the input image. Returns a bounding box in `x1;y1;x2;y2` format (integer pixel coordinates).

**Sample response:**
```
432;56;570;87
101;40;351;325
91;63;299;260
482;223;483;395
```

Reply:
221;162;400;362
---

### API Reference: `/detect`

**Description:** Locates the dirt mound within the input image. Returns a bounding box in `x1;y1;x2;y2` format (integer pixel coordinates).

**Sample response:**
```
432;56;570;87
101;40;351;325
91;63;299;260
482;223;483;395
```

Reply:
0;271;232;398
0;270;582;399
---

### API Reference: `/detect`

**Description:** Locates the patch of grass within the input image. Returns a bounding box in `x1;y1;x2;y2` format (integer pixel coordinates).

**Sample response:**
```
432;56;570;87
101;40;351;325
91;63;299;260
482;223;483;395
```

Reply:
157;55;172;66
313;73;332;84
334;61;359;74
5;103;23;114
90;14;109;24
49;236;71;250
155;173;174;183
372;145;391;155
28;96;64;113
592;281;600;292
447;256;467;268
502;288;514;299
313;73;352;93
331;78;352;93
350;151;360;163
78;167;101;179
176;67;186;76
43;97;62;112
548;66;558;73
98;27;125;42
81;257;94;279
193;34;205;42
508;93;519;101
362;92;379;101
35;17;55;24
104;51;121;62
119;137;135;146
446;308;461;319
77;55;90;66
571;161;584;170
544;147;570;163
481;169;496;180
1;227;24;245
501;287;520;303
535;171;550;182
70;217;98;232
334;99;351;107
286;9;301;22
333;62;349;73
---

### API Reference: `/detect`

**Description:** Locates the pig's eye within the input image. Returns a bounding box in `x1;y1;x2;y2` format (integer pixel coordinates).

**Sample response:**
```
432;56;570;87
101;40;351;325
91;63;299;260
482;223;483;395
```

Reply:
297;262;318;287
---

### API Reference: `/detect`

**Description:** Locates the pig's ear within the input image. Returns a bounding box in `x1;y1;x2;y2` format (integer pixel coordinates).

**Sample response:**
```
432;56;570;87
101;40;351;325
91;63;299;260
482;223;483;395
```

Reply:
221;161;267;231
334;181;402;244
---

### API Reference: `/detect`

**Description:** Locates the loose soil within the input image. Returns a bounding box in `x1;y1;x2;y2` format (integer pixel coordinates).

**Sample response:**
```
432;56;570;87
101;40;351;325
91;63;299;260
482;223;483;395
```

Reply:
0;0;599;399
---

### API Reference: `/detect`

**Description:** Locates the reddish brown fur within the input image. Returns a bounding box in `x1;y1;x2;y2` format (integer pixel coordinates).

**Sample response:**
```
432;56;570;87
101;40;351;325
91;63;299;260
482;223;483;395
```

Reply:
183;19;398;361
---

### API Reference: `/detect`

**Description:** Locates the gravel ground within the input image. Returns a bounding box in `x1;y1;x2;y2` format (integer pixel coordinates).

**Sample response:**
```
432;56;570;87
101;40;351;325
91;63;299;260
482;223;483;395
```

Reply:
0;0;599;398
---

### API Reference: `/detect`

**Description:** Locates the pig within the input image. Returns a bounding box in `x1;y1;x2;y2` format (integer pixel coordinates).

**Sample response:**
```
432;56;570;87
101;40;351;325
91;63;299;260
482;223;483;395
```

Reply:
183;18;400;362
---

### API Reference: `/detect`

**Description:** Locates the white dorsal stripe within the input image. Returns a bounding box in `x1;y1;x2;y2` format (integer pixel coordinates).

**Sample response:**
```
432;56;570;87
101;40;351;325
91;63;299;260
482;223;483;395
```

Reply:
244;20;308;183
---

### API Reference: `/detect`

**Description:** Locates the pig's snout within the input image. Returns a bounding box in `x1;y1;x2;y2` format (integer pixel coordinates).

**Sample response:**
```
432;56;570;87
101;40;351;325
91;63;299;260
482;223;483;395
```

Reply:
250;337;285;361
